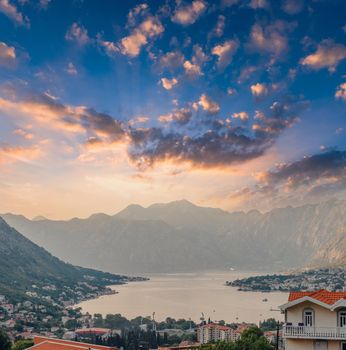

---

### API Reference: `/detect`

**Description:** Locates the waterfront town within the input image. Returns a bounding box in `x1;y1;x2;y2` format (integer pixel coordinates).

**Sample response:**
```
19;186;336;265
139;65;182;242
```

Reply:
4;287;346;350
228;268;346;292
0;285;282;349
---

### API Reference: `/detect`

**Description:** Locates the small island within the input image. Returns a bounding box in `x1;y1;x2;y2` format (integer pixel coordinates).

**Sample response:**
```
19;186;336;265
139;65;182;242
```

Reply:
226;268;346;292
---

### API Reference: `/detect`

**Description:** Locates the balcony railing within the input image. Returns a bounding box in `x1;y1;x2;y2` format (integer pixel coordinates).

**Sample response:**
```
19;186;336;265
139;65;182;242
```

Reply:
283;325;346;340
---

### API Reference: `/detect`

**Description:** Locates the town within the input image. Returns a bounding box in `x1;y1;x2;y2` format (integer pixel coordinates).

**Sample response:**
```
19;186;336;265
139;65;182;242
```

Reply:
227;268;346;292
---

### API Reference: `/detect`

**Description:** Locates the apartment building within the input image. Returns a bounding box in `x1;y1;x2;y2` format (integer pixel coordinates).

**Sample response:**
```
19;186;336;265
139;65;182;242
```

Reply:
196;323;238;344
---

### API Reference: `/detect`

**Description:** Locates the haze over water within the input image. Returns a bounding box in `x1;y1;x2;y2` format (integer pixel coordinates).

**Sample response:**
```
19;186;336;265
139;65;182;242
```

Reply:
78;271;287;324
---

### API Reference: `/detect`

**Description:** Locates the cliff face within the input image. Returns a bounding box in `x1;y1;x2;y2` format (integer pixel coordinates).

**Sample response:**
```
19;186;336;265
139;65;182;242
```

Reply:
2;198;346;273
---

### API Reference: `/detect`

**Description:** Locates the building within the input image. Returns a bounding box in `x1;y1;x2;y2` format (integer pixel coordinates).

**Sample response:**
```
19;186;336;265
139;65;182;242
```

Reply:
279;289;346;350
263;330;283;349
75;328;114;338
27;336;118;350
196;323;237;344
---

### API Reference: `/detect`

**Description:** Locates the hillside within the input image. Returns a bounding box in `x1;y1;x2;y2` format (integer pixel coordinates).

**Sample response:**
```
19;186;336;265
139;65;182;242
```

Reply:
0;217;132;302
2;198;346;274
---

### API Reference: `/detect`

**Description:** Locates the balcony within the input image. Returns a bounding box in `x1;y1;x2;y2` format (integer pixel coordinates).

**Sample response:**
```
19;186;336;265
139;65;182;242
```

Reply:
283;325;346;340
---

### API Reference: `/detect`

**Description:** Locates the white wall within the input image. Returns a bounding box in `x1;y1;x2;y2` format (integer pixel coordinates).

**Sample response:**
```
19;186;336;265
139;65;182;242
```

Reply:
286;339;342;350
287;301;338;327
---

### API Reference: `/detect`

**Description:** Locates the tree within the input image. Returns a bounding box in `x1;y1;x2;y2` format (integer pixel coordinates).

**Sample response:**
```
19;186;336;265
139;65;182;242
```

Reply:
233;327;274;350
259;318;279;331
0;330;11;350
12;340;34;350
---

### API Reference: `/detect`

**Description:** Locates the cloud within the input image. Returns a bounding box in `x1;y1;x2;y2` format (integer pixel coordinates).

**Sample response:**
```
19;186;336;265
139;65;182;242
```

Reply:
232;111;249;121
119;16;164;57
183;60;203;78
229;149;346;209
39;0;51;10
238;66;257;83
300;39;346;72
65;23;90;46
159;51;185;71
161;77;178;90
128;126;269;169
0;0;29;27
250;83;269;98
13;128;34;140
0;93;126;141
227;87;237;95
120;32;147;57
172;0;207;26
66;62;78;76
97;37;118;57
212;40;239;69
335;83;346;101
0;89;308;172
192;44;209;66
281;0;304;15
257;149;346;192
249;0;269;9
198;94;220;115
128;116;149;126
0;144;41;165
221;0;239;7
247;21;294;58
127;96;305;169
158;108;192;125
127;3;149;26
0;42;16;66
209;15;225;39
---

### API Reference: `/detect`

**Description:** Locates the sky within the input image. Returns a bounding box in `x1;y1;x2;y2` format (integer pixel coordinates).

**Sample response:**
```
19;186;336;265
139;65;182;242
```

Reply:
0;0;345;219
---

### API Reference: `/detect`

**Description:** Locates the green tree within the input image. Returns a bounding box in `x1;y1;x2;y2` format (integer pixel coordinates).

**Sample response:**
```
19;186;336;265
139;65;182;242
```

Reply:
259;318;279;331
233;327;274;350
12;340;34;350
0;330;11;350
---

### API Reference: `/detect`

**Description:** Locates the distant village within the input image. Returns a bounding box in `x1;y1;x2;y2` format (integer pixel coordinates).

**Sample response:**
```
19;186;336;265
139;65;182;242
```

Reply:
0;282;117;340
227;268;346;292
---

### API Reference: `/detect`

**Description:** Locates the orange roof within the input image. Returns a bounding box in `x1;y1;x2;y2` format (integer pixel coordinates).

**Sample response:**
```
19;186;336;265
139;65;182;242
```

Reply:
199;323;231;331
288;289;346;305
31;336;117;350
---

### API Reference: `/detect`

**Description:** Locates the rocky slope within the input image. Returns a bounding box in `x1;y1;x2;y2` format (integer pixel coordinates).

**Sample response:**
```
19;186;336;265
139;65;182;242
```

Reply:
0;217;129;301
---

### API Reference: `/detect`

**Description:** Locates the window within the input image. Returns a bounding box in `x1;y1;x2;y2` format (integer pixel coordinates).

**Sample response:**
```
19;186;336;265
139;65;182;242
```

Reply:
341;342;346;350
303;309;314;327
339;310;346;328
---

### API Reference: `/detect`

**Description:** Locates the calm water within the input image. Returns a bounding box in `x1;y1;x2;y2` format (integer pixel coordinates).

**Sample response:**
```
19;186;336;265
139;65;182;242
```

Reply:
78;271;287;324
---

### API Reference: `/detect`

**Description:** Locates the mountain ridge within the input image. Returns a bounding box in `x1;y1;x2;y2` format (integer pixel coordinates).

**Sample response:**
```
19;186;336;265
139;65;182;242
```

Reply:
2;198;346;274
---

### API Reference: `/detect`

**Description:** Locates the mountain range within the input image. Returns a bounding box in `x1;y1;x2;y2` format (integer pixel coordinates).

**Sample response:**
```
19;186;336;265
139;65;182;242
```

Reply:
0;217;129;302
2;198;346;274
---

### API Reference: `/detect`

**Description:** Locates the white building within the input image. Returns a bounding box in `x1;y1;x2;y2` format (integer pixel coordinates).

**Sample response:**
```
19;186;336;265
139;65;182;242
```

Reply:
279;289;346;350
196;323;238;344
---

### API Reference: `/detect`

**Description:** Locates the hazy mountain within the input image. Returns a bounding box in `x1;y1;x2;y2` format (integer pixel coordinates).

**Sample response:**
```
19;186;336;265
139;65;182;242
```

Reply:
2;198;346;274
0;217;129;301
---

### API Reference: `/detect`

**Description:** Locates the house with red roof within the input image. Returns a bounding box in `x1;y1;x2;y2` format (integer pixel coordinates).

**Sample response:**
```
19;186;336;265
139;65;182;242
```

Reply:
279;290;346;350
27;336;118;350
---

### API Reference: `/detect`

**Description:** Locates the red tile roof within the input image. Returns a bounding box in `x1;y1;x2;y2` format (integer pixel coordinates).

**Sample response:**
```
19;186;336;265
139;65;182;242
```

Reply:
288;289;346;305
199;323;231;331
75;328;111;335
31;337;117;350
